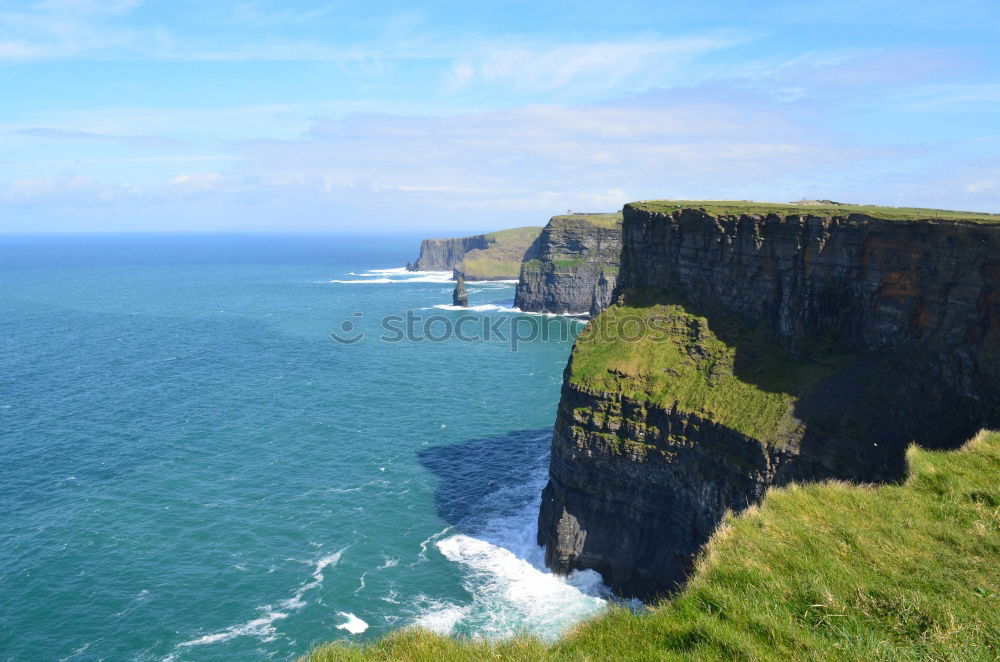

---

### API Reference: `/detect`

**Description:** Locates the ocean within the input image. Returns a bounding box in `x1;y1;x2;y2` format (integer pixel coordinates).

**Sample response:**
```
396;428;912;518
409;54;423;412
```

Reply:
0;234;607;661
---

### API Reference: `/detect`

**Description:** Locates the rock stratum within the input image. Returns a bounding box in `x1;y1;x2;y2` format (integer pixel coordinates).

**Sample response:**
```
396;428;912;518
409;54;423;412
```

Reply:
538;200;1000;600
514;213;622;315
407;235;489;272
407;226;542;280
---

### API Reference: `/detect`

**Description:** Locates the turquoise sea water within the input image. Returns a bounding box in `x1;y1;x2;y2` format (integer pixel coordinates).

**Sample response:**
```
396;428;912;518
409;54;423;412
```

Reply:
0;234;607;661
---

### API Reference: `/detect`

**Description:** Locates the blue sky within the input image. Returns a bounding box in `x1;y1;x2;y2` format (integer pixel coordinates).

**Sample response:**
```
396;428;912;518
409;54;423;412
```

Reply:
1;0;998;232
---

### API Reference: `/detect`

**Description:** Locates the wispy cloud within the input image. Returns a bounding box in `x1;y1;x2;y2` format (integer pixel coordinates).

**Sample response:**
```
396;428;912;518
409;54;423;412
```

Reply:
443;34;748;94
893;83;1000;110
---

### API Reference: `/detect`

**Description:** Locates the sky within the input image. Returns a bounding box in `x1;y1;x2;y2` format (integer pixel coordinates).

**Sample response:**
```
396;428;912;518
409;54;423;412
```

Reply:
0;0;998;233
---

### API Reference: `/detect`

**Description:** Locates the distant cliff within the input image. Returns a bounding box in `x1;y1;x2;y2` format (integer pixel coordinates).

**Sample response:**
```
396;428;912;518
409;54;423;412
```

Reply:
408;227;542;280
406;235;489;271
514;213;622;315
453;227;543;281
538;201;1000;599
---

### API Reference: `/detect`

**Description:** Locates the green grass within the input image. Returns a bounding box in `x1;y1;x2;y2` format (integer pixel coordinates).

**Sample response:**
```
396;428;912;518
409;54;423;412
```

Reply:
629;200;1000;224
549;212;623;230
457;254;525;279
567;291;842;442
482;226;546;242
553;257;587;269
303;430;1000;661
458;226;543;279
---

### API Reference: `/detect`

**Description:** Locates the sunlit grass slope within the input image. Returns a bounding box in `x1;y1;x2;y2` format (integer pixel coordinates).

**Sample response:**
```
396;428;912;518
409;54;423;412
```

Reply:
567;292;842;443
457;226;543;279
304;430;1000;661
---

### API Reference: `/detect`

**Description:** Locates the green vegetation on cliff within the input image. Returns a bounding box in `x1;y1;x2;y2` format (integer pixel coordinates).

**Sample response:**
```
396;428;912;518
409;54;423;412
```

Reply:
550;212;623;229
456;226;542;280
303;430;1000;661
568;291;842;443
630;200;1000;223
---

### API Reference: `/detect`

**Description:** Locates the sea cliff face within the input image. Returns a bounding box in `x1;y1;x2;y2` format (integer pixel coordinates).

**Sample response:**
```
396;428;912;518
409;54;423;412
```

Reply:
407;235;489;271
538;202;1000;599
514;213;622;315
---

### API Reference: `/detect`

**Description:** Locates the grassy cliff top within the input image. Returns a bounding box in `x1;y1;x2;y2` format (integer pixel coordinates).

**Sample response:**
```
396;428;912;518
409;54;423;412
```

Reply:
457;226;543;279
549;212;623;229
304;430;1000;661
629;200;1000;224
568;291;839;442
481;226;544;242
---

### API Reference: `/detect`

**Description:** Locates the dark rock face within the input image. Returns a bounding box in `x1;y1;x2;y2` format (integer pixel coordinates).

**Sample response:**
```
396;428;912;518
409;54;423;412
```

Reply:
538;205;1000;599
452;276;468;307
514;215;622;315
617;206;1000;403
539;379;794;598
407;235;488;271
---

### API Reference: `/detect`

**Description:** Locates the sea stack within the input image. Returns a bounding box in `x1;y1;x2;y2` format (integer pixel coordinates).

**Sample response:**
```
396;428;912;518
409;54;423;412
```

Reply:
452;275;468;307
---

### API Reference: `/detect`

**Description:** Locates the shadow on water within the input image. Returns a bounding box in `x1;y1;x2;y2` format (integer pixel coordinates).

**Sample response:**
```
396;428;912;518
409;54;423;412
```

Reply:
418;428;551;535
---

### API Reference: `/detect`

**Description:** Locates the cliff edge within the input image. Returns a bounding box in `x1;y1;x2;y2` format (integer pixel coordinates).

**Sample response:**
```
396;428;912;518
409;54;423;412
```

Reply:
538;200;1000;599
514;213;622;315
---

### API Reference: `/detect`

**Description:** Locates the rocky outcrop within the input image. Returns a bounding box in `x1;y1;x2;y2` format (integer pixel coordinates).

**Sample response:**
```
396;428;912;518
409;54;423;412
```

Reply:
514;213;622;315
538;202;1000;600
453;275;468;307
407;235;489;271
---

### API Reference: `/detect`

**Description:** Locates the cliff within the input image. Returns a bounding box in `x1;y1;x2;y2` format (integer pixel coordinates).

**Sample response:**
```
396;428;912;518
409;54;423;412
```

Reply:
538;200;1000;599
514;213;622;315
453;226;543;281
408;226;543;280
407;235;489;271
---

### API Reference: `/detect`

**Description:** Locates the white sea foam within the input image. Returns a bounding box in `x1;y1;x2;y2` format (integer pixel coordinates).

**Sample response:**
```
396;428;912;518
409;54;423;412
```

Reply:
410;526;452;566
411;454;609;641
336;612;370;634
330;277;396;284
179;547;346;648
180;611;290;647
377;555;399;570
330;267;453;284
280;548;347;610
433;534;606;639
412;599;472;635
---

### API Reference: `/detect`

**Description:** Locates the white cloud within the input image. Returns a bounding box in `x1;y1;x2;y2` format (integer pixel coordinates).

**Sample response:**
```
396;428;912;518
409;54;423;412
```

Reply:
170;172;224;192
965;179;998;194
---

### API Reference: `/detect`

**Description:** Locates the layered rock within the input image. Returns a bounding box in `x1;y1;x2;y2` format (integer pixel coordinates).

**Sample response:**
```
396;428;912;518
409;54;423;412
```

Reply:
538;201;1000;600
407;235;488;271
514;213;622;315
